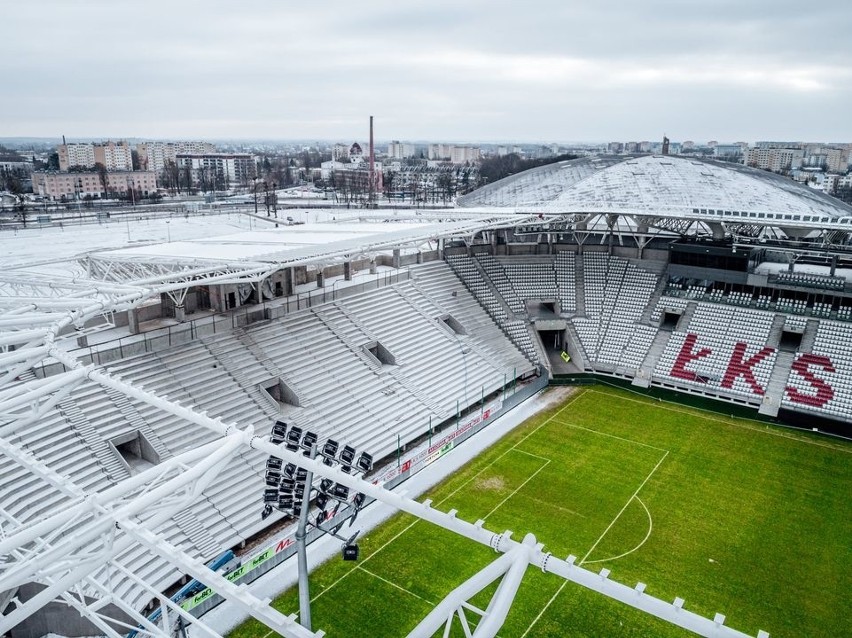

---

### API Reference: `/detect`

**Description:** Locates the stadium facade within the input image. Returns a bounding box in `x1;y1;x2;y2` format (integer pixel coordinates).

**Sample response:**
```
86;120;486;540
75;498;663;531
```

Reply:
1;154;850;638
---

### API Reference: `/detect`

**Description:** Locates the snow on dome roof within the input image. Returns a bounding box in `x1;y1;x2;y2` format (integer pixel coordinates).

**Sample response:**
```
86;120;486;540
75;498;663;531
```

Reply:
459;154;852;222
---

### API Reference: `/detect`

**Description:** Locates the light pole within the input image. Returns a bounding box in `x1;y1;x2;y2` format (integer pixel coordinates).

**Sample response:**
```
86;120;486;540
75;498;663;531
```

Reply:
261;421;373;631
166;220;171;243
253;178;259;216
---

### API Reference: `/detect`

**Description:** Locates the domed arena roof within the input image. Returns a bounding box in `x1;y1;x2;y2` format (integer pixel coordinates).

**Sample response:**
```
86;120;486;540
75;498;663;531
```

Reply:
459;155;852;225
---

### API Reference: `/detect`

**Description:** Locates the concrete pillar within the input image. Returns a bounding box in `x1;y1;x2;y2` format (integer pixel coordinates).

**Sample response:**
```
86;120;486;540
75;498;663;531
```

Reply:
369;259;377;274
831;255;838;276
316;270;325;288
288;267;296;296
344;261;352;281
416;251;423;264
175;305;186;323
437;238;444;259
392;248;401;269
127;308;140;335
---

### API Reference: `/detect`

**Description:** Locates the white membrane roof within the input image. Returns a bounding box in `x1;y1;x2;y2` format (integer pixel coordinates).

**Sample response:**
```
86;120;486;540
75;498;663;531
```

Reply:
459;155;852;224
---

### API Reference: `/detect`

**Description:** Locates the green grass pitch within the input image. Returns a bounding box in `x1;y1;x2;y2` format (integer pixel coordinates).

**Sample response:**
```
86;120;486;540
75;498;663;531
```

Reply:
230;386;851;637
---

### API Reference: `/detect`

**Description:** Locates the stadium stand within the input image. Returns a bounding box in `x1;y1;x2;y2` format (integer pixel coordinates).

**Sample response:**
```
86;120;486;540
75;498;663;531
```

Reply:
6;265;535;612
782;320;852;421
653;304;777;402
571;253;659;372
554;250;577;314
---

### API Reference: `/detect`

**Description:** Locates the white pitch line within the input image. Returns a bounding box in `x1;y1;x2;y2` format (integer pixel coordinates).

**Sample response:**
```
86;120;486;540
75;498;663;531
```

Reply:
520;581;567;638
521;453;669;638
582;495;653;565
483;456;550;520
357;565;435;605
587;388;852;454
580;450;669;565
424;388;582;508
550;418;669;453
510;447;553;462
310;515;422;604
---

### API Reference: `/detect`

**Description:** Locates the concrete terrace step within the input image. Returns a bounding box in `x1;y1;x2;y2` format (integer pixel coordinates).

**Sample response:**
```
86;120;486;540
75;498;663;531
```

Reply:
57;395;128;482
172;508;222;559
759;351;796;417
103;386;172;460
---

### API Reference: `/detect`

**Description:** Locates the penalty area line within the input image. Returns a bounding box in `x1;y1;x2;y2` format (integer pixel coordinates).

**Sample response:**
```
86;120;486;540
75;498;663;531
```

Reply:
580;450;668;566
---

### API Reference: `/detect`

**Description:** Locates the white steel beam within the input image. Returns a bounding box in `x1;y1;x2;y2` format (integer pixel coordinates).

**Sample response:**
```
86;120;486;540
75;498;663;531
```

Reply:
121;520;323;638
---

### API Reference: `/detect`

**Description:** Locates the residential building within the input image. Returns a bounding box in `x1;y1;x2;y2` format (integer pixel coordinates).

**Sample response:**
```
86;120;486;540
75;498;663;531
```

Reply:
58;141;132;171
428;144;453;160
32;170;157;200
136;141;216;173
57;143;95;171
175;153;256;188
387;141;416;159
744;147;804;172
94;141;133;171
332;143;350;161
450;145;480;164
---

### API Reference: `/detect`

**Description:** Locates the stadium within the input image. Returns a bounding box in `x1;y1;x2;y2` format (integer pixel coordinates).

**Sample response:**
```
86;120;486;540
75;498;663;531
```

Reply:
1;154;850;638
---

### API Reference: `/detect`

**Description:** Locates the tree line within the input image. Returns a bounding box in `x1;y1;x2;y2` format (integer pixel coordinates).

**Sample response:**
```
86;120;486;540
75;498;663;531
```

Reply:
477;152;579;186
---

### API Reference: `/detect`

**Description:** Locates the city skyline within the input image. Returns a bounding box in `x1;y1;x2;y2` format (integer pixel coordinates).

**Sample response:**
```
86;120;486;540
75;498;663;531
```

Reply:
2;1;851;142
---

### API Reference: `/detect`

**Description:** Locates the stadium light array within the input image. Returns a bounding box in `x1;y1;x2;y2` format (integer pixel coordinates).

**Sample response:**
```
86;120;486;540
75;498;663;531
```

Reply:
259;419;375;631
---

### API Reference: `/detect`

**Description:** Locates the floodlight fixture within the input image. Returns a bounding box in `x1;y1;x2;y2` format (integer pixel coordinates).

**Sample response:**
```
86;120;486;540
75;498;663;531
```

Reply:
356;452;373;474
285;426;303;451
319;478;334;495
265;473;280;488
301;431;318;454
263;489;278;503
295;467;308;483
342;544;359;561
283;463;296;479
280;478;296;493
315;492;330;510
332;483;349;501
272;420;288;437
261;504;273;520
321;439;339;466
339;445;356;473
295;482;306;499
353;492;366;509
278;495;294;510
271;420;288;444
266;458;282;471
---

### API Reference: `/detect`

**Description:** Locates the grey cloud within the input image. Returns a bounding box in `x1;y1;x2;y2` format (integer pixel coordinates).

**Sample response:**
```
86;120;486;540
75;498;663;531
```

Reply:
2;0;851;141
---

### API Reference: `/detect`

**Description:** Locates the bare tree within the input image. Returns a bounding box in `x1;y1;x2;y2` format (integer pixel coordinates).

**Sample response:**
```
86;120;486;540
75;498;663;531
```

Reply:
95;163;109;198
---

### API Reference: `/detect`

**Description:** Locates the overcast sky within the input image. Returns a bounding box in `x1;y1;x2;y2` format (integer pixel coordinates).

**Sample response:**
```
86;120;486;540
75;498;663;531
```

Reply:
2;1;851;143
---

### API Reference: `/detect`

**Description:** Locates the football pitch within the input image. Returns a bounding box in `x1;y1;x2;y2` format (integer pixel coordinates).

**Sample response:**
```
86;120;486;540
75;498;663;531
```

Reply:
230;386;851;637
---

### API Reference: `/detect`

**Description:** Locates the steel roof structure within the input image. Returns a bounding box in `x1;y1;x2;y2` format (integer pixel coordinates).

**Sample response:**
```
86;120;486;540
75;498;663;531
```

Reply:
1;159;824;638
458;155;852;239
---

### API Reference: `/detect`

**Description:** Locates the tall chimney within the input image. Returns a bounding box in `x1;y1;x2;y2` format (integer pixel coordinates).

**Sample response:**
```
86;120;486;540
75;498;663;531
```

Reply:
368;116;375;206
